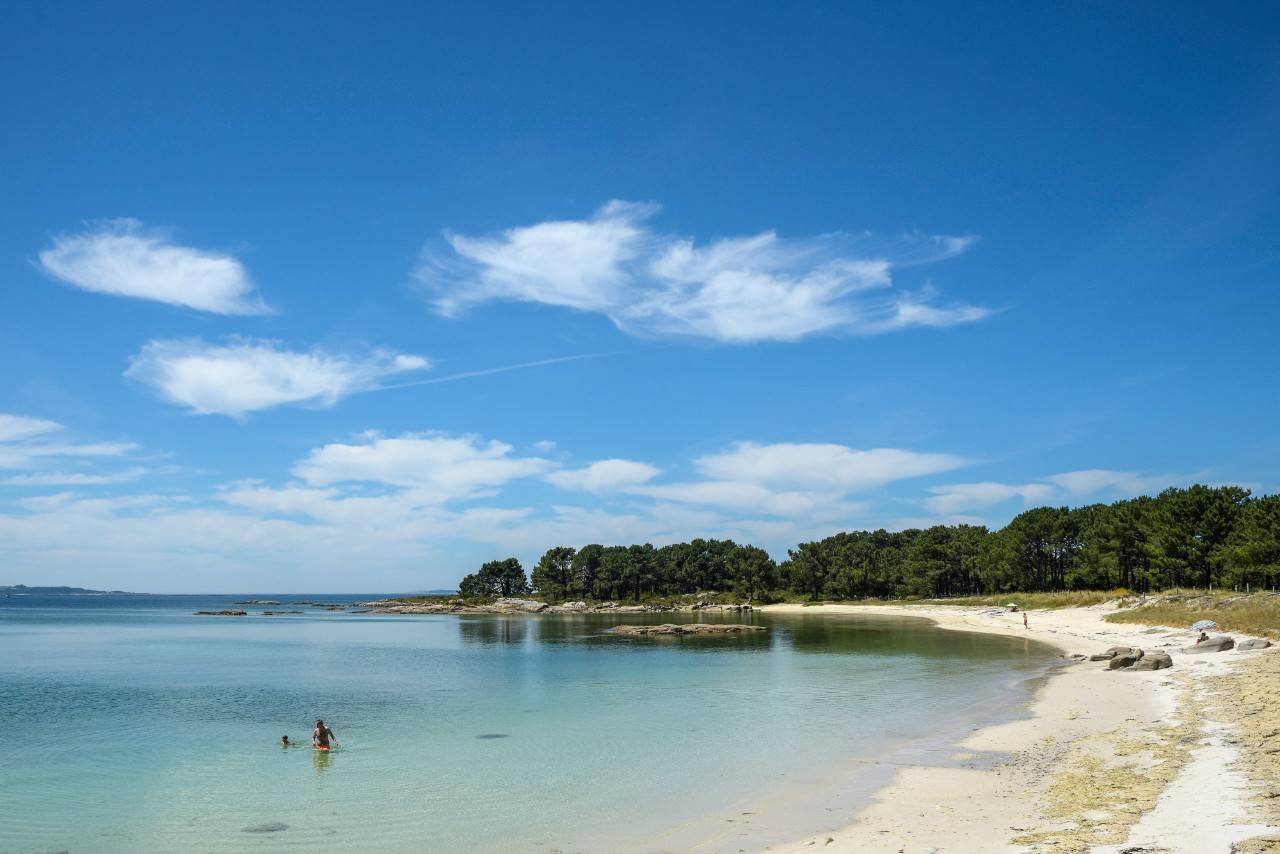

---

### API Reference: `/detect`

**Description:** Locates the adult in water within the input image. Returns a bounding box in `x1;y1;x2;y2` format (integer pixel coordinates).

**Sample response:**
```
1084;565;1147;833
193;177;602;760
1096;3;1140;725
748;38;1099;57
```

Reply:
312;719;337;751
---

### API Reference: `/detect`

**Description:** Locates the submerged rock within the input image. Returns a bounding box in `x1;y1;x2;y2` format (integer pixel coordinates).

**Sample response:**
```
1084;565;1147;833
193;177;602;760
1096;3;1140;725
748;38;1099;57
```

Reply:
475;733;509;739
194;610;246;616
1182;635;1236;653
609;623;766;636
242;822;288;833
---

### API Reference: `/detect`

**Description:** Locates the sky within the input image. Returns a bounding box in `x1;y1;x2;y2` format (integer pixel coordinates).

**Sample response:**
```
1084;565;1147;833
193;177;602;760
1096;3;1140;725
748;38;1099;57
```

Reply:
2;2;1279;592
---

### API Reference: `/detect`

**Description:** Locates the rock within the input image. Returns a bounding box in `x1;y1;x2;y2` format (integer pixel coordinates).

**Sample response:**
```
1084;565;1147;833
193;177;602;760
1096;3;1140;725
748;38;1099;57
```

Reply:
235;599;281;605
242;822;288;833
1123;652;1173;671
1182;635;1235;653
1107;645;1140;657
1108;649;1145;669
1238;639;1273;650
194;610;246;616
609;623;767;636
1090;653;1115;661
492;598;549;613
261;610;304;615
548;601;588;612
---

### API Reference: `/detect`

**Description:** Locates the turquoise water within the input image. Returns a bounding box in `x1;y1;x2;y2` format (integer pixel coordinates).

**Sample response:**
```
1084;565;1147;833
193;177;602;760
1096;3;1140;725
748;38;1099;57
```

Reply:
0;595;1054;853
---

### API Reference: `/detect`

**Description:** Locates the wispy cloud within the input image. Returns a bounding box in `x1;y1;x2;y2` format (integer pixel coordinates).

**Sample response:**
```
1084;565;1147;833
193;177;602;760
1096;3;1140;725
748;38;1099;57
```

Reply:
0;414;62;443
417;201;991;343
292;432;553;500
546;459;660;493
0;409;138;471
924;468;1196;514
125;338;429;418
38;219;269;315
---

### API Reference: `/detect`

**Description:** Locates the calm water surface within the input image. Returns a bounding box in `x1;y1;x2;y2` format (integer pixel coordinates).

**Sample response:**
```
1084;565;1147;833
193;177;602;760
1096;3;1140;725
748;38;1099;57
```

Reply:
0;594;1054;853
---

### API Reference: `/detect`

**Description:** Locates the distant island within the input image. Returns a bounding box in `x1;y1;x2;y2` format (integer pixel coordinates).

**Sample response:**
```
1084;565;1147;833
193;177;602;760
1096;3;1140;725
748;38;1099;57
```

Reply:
1;584;137;595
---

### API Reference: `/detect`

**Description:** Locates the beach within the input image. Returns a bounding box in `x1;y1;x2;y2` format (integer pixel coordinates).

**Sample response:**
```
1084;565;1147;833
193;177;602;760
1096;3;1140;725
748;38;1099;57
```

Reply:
759;602;1279;854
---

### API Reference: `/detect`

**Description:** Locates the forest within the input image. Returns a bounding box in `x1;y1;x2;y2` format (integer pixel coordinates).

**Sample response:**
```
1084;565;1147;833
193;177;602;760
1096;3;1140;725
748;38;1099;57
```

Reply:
455;485;1280;602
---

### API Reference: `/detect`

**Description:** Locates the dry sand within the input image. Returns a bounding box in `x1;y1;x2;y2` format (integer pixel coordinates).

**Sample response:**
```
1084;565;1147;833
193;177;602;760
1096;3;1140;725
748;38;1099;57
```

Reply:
747;602;1279;854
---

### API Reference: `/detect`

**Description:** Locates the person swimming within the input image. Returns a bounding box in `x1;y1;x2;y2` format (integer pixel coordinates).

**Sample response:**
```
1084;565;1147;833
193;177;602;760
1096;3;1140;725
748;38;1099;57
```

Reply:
312;719;337;750
281;735;292;747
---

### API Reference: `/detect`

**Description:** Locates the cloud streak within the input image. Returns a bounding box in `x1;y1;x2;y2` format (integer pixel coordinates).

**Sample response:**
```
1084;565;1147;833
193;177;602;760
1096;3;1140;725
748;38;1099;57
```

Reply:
417;201;991;343
38;219;269;315
125;338;429;418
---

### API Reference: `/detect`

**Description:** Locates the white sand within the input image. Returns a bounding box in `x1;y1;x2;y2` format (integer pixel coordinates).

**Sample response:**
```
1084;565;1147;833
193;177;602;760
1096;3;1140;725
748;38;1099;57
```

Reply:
744;602;1278;854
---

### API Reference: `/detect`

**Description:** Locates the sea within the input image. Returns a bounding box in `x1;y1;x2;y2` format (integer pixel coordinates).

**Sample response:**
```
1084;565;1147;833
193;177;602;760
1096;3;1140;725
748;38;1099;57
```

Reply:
0;593;1057;853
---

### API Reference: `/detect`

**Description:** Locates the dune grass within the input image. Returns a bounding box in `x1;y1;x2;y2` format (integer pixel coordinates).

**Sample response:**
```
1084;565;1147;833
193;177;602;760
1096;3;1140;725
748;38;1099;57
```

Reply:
923;589;1131;610
1103;589;1280;638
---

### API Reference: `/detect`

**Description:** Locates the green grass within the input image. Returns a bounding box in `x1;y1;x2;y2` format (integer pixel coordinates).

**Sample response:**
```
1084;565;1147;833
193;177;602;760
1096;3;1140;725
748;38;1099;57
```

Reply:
922;589;1132;610
1103;589;1280;639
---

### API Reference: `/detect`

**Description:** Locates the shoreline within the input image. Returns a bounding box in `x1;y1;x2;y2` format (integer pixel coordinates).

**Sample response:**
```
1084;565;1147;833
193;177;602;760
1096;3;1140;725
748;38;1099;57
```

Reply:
751;602;1278;854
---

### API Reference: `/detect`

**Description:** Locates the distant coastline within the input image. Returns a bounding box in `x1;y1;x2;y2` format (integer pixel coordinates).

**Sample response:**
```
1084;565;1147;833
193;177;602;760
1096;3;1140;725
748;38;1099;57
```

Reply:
1;584;139;595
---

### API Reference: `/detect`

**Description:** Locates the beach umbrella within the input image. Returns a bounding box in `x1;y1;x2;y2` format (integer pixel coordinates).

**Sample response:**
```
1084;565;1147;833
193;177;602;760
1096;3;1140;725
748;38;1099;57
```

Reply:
1190;619;1217;631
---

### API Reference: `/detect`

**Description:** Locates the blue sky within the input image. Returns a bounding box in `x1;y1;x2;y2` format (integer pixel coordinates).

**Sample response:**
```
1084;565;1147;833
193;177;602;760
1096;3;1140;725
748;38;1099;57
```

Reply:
2;2;1278;592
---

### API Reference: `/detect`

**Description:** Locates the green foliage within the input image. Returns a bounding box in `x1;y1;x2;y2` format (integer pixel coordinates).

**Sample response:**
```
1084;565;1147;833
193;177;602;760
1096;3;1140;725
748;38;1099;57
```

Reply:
458;558;530;597
1104;589;1280;639
458;485;1280;602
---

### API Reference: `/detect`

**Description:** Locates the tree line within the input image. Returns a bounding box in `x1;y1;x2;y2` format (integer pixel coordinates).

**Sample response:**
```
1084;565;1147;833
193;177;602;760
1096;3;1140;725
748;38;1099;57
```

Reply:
454;485;1280;601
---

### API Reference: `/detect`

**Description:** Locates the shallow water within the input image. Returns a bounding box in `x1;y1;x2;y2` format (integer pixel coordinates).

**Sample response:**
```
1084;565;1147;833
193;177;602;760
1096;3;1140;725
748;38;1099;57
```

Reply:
0;595;1054;853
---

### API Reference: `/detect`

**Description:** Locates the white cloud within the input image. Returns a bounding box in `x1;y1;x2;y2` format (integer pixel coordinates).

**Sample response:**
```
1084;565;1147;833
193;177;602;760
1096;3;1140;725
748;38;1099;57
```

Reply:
547;458;660;493
38;219;269;315
416;201;991;343
1045;469;1176;497
426;200;658;316
0;468;148;487
126;338;429;418
694;442;969;491
924;481;1057;514
292;433;553;500
0;413;138;471
0;414;63;442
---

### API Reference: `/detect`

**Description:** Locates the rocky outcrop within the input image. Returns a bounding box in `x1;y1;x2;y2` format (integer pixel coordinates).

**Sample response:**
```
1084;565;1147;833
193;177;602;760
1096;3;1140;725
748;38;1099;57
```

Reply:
1091;646;1140;661
1124;651;1173;671
262;610;304;615
548;601;589;612
1108;649;1145;669
235;599;281;605
195;610;246;616
609;623;766;636
492;598;549;613
1183;635;1236;653
1238;639;1273;650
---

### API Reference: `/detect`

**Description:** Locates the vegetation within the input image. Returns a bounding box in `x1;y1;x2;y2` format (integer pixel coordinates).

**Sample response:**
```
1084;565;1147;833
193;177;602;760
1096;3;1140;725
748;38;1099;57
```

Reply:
924;590;1129;610
1104;589;1280;638
453;485;1280;603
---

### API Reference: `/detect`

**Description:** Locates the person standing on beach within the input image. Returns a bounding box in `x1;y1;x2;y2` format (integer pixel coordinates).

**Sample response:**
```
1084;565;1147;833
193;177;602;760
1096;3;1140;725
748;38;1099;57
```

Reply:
1023;611;1029;629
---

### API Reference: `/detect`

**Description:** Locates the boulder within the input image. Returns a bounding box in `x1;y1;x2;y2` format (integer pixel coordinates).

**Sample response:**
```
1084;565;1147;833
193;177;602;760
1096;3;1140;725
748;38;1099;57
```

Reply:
492;598;549;613
1237;639;1273;651
1182;635;1235;653
1108;649;1145;669
610;623;766;636
1107;645;1140;657
548;601;588;612
1123;652;1173;671
1090;653;1116;661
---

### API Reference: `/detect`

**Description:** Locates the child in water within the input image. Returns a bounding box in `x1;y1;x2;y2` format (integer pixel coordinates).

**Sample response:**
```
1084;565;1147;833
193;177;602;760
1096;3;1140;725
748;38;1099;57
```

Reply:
281;735;292;748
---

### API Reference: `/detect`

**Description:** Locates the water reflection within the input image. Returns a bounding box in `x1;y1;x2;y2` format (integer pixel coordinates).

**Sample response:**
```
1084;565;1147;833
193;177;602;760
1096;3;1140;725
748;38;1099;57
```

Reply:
312;748;331;775
457;616;531;647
